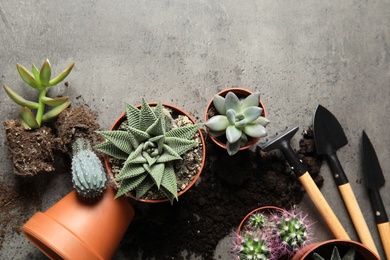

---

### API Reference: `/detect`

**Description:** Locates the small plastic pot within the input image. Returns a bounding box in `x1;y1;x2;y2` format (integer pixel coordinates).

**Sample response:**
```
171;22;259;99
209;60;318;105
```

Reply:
204;88;267;151
104;102;206;203
291;239;380;260
22;186;134;260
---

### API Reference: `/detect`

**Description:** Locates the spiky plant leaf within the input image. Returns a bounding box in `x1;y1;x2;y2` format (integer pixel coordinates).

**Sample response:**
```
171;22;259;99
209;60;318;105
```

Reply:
146;116;165;136
115;173;148;199
164;138;197;155
135;177;155;198
125;103;140;128
166;124;201;140
157;145;182;163
142;151;158;166
115;164;146;181
160;163;178;201
127;126;151;147
139;99;157;131
147;163;165;188
94;141;129;160
99;131;135;154
153;102;164;120
125;145;147;164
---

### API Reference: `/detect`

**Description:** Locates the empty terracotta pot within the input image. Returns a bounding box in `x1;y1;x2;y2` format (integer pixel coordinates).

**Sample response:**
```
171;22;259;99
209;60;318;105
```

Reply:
22;185;134;260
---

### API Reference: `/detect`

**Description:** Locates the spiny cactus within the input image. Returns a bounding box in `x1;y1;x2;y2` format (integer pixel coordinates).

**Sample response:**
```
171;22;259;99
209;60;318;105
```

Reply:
3;59;74;130
313;246;356;260
233;230;273;260
94;99;201;203
272;211;309;256
72;138;107;199
232;208;311;260
205;91;269;155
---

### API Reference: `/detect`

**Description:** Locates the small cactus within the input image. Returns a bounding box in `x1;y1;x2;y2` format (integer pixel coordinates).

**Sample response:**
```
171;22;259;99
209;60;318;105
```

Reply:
233;230;273;260
71;138;107;199
232;208;312;260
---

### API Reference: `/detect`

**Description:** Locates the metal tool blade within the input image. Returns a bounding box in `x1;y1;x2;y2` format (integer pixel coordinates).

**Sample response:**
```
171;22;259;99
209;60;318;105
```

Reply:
313;105;348;155
362;130;385;190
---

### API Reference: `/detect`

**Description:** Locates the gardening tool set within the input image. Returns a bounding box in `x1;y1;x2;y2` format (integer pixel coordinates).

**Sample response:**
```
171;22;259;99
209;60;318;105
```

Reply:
259;104;389;259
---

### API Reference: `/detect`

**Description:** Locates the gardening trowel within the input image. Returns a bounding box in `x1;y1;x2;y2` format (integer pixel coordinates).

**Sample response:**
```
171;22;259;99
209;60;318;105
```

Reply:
259;125;350;240
362;131;390;259
313;105;378;255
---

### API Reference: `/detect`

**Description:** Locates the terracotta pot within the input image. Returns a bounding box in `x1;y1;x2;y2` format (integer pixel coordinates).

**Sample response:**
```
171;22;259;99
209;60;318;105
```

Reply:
104;102;206;203
237;206;286;235
291;239;379;260
22;186;134;260
204;88;267;151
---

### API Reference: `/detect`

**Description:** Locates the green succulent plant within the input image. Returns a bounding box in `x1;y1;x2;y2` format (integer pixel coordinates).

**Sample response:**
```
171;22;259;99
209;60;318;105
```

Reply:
71;138;107;200
94;99;201;203
205;91;269;155
312;246;356;260
235;230;272;260
3;59;74;130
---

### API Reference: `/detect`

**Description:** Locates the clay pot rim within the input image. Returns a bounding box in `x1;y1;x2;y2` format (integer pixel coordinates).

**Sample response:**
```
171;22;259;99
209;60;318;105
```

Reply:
204;88;268;151
292;239;380;260
236;205;287;235
104;102;206;204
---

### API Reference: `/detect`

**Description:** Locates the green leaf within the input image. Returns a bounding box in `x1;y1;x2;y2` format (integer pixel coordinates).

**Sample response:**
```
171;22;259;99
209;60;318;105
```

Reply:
127;127;151;148
204;115;230;131
166;124;201;140
94;141;129;160
240;91;260;110
148;163;165;188
39;59;52;86
48;62;75;86
226;125;242;143
115;174;148;199
157;145;182;163
99;130;136;154
135;177;155;198
20;107;40;129
115;164;146;181
139;99;157;131
125;103;140;128
164;137;198;155
32;64;40;81
42;101;71;121
243;124;267;138
213;94;226;115
3;85;39;109
160;164;178;202
146;116;165;136
125;145;147;164
17;64;44;90
226;139;241;156
242;106;262;123
41;96;69;106
225;92;241;112
252;116;270;126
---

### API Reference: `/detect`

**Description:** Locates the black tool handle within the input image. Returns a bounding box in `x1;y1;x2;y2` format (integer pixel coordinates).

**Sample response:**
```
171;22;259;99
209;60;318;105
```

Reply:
280;141;307;177
327;153;349;186
369;190;389;224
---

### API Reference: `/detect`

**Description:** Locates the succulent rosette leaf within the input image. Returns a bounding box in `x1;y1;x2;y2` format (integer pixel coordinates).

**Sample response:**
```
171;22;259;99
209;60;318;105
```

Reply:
95;99;201;203
205;91;270;155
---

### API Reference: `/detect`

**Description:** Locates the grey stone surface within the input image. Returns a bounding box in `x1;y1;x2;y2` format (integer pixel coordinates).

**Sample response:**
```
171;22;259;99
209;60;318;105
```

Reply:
0;0;389;259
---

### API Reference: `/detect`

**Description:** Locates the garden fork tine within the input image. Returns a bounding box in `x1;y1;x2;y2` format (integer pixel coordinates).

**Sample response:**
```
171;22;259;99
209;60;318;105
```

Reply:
258;125;350;240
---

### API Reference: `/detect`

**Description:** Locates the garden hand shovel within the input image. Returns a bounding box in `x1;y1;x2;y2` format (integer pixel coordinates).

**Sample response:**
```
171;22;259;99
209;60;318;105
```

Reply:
362;131;390;259
259;125;350;240
313;105;378;255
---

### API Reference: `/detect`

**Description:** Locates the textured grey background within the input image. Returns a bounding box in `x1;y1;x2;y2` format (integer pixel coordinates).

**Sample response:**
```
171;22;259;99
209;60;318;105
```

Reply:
0;0;389;259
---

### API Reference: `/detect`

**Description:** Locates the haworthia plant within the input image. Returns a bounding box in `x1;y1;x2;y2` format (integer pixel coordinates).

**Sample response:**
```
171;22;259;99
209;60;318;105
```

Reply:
94;99;201;203
205;91;270;155
3;59;74;130
71;138;107;200
312;246;356;260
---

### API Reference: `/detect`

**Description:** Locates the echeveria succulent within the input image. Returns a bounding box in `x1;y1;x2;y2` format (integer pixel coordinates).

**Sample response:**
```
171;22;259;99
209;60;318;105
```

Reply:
3;59;74;129
94;99;201;203
205;91;269;155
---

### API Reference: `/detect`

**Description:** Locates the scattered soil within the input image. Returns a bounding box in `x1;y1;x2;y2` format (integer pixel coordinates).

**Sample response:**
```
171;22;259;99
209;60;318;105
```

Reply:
117;128;324;260
3;106;102;176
